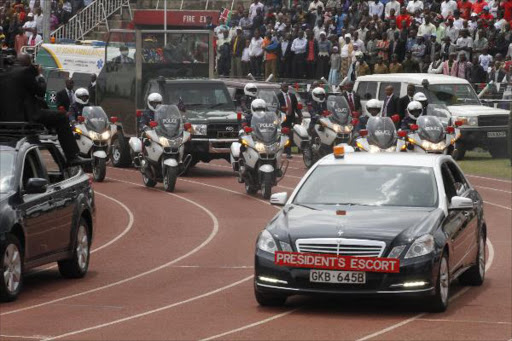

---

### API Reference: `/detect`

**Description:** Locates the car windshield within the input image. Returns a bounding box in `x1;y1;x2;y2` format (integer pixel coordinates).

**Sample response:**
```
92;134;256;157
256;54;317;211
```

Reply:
294;165;438;207
0;151;15;194
163;83;235;118
426;84;480;106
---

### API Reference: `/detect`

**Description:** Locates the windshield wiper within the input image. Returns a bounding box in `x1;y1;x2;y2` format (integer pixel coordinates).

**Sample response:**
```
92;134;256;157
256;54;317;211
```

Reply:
208;103;226;109
322;202;375;207
294;203;319;211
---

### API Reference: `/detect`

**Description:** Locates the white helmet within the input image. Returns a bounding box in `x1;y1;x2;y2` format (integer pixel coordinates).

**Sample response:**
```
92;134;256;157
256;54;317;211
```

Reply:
244;83;258;98
413;92;428;107
74;88;89;105
251;98;267;114
311;87;326;103
407;100;423;120
355;51;364;59
147;93;163;111
365;99;381;117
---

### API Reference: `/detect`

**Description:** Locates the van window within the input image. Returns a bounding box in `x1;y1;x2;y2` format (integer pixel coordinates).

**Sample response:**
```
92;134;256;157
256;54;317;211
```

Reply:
378;82;402;100
356;82;377;100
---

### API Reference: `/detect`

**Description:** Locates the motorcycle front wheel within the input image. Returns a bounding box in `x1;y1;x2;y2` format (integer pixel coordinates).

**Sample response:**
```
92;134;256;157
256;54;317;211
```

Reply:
92;158;106;182
303;147;314;168
261;181;272;200
163;166;178;192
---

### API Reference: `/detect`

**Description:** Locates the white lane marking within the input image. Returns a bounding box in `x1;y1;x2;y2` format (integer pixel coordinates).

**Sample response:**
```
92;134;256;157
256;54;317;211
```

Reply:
199;308;301;341
418;318;512;325
475;186;512;194
277;185;295;190
201;162;303;171
0;179;220;316
27;191;135;275
484;201;512;211
42;276;254;341
467;174;512;184
355;238;495;341
0;335;51;340
170;265;253;269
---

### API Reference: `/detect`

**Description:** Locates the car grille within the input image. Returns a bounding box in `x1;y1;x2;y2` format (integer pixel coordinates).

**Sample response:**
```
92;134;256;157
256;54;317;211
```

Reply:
478;115;509;127
207;123;239;139
296;238;386;257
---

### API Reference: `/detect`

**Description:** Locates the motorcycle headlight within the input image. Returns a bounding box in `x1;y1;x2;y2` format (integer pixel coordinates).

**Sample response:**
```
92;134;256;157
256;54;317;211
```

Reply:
405;234;434;259
257;230;278;254
421;140;446;151
332;124;343;134
192;124;208;136
88;131;100;140
455;116;478;127
101;130;111;140
254;142;266;153
368;145;381;153
385;145;397;152
159;136;170;147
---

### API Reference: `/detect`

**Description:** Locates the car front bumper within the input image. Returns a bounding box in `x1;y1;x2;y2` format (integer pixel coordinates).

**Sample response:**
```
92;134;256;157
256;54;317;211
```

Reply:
459;126;508;149
254;250;437;297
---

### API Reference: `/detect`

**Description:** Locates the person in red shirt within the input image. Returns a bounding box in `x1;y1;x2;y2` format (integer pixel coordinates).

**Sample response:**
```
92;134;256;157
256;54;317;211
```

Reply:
472;0;488;14
501;0;512;21
458;0;473;19
396;7;412;29
480;7;494;24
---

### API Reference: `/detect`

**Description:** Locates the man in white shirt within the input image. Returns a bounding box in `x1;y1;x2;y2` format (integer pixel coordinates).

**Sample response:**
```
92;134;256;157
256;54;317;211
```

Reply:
249;0;264;20
34;7;44;37
444;18;459;42
369;0;384;18
455;29;473;60
418;15;436;37
308;0;325;14
441;0;458;18
22;13;37;38
453;11;464;29
385;0;400;18
249;29;264;77
407;0;424;14
291;30;307;78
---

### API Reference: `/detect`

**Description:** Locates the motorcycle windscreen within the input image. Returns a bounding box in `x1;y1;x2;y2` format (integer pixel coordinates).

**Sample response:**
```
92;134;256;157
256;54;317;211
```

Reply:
367;117;397;149
154;105;182;139
426;104;451;127
327;96;351;125
251;111;278;144
417;115;445;143
82;106;109;132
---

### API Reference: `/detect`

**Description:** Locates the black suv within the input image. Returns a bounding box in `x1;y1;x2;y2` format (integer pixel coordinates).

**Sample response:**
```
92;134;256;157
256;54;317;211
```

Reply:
143;79;241;166
0;123;95;302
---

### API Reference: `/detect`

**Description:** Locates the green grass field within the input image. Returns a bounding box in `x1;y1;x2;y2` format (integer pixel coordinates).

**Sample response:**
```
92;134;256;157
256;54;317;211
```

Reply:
457;151;512;180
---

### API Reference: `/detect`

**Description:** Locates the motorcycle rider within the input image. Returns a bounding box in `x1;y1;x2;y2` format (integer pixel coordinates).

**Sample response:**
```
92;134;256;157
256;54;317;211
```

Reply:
242;83;258;125
358;99;382;131
413;92;428;115
139;92;163;133
400;100;423;130
69;88;89;122
308;87;327;135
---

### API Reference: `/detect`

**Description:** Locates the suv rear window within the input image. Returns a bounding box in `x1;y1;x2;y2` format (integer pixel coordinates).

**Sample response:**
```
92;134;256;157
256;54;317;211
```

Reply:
356;81;378;100
378;82;402;100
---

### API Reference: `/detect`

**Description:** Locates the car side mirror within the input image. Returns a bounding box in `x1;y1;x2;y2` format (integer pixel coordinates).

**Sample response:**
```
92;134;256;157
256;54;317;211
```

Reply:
448;196;473;210
25;178;48;194
270;192;288;206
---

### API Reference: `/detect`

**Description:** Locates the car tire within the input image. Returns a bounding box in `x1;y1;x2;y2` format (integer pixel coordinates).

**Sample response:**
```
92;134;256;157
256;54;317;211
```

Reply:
254;290;287;307
0;235;23;302
111;136;132;168
459;234;485;286
92;158;106;182
58;219;90;279
426;252;450;313
163;167;178;192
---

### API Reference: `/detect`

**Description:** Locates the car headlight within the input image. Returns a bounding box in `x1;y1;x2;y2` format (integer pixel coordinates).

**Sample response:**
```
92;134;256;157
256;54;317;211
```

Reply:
192;124;207;136
254;142;266;153
257;230;278;254
455;116;478;127
388;245;406;259
421;140;446;151
88;131;100;140
405;234;435;259
100;130;111;140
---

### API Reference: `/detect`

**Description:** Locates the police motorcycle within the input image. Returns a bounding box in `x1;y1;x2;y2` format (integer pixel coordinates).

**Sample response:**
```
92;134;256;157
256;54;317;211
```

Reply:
354;115;401;152
293;89;357;168
129;105;192;192
230;99;290;199
73;106;119;182
398;101;460;154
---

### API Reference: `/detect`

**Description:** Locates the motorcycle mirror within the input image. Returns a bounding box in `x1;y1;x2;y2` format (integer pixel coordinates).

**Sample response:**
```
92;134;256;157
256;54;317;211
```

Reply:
297;103;303;110
237;112;242;121
184;122;192;131
136;110;143;118
454;120;463;127
359;129;368;137
351;111;361;118
322;110;331;117
397;130;408;138
446;126;455;134
149;121;158;128
409;124;419;131
391;114;400;123
281;127;290;135
77;116;85;123
351;118;359;126
244;126;253;133
110;116;118;124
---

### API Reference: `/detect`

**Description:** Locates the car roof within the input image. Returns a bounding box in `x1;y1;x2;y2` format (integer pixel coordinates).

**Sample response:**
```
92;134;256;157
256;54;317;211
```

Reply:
151;78;225;85
355;73;470;85
317;152;448;168
222;79;281;89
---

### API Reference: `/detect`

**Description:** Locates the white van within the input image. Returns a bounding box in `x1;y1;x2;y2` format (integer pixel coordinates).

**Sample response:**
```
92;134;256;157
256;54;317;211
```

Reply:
354;73;510;159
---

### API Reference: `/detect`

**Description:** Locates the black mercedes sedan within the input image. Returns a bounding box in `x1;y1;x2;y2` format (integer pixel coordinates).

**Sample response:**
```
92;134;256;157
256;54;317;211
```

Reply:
0;123;95;302
254;152;486;312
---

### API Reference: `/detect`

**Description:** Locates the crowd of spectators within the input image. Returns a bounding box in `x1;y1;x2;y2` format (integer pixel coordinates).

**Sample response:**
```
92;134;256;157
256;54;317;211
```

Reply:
213;0;512;86
0;0;91;54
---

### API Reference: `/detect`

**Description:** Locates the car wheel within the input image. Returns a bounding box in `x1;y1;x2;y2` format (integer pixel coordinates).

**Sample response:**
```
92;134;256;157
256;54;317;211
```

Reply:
163;167;178;192
0;235;23;302
254;290;287;307
92;158;106;182
426;252;449;312
58;219;90;278
459;234;485;286
111;136;132;168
